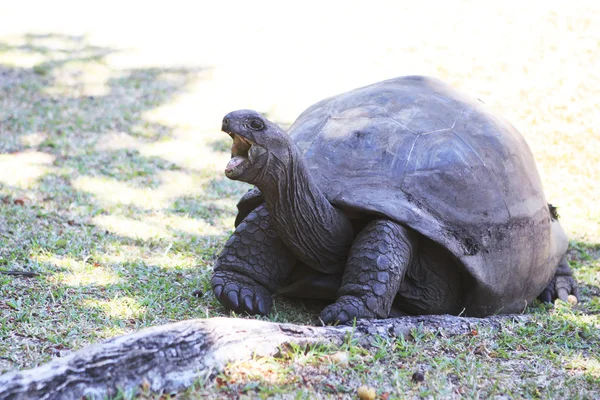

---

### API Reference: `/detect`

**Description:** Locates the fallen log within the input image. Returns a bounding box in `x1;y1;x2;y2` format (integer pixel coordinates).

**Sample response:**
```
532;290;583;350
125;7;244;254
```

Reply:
0;314;527;400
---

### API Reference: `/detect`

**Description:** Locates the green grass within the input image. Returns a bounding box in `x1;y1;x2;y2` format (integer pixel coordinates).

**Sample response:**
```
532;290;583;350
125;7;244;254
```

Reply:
0;33;599;399
139;308;599;399
0;34;243;370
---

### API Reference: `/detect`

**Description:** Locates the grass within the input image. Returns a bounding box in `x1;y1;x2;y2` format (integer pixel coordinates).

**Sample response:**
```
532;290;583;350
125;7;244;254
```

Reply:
0;34;237;369
205;309;599;399
1;6;599;399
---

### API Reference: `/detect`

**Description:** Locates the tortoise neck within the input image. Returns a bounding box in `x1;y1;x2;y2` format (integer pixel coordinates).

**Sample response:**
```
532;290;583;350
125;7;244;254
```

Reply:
256;144;353;274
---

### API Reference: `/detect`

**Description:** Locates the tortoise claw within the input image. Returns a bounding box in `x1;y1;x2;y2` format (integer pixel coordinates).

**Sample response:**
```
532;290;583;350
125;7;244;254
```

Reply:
211;270;273;315
320;295;375;325
538;288;552;304
242;294;254;311
537;272;579;305
557;288;569;303
212;284;223;299
226;291;240;310
256;297;268;315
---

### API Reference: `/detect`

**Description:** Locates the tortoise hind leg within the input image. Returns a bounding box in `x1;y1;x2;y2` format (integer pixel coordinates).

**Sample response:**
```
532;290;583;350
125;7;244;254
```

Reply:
211;204;296;315
395;237;464;315
320;219;417;324
538;258;579;304
538;218;577;304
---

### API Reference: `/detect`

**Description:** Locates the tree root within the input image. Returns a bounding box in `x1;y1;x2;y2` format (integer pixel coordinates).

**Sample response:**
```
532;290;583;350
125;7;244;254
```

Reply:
0;314;527;400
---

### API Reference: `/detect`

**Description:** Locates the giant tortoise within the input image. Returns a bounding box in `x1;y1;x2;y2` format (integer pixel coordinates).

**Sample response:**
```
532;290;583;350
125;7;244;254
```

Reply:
209;76;578;324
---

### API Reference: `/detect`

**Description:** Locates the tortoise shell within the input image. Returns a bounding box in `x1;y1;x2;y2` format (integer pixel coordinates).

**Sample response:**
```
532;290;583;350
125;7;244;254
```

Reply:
238;76;567;315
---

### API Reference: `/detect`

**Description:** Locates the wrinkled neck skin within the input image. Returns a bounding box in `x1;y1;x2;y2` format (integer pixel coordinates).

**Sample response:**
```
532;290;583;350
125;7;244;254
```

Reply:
252;143;354;274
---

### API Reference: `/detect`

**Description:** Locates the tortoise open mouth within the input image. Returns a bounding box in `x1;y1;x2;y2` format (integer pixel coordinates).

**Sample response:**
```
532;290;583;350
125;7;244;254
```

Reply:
224;132;253;178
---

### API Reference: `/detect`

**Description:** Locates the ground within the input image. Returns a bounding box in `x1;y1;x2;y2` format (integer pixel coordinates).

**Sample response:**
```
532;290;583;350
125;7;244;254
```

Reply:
0;1;599;399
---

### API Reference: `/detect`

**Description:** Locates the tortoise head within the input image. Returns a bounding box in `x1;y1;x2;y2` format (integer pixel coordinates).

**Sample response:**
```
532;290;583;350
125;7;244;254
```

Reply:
221;110;291;183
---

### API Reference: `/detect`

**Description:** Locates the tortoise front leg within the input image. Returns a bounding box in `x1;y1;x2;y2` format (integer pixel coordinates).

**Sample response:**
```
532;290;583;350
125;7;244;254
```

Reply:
320;219;417;324
211;204;296;315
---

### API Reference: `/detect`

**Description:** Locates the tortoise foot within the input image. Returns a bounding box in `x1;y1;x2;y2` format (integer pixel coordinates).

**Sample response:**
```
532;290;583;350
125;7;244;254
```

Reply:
538;258;579;304
538;275;579;304
211;270;273;315
319;295;376;325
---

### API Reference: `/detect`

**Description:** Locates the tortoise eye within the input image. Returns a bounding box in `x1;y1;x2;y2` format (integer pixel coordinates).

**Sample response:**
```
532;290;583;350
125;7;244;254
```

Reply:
248;119;265;131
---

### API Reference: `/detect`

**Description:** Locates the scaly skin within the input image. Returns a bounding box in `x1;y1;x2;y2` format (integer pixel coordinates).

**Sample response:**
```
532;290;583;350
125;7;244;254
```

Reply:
219;109;354;275
320;220;417;324
392;236;465;315
212;109;579;322
211;204;296;315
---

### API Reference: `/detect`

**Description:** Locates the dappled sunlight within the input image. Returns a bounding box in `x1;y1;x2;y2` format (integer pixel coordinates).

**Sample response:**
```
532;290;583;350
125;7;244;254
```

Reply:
99;244;198;269
0;151;55;188
43;61;111;98
99;325;134;338
216;215;236;231
138;81;231;172
566;355;600;381
552;302;600;327
156;170;209;199
0;30;228;374
95;132;145;152
19;132;48;148
0;48;46;69
92;212;222;241
60;267;120;287
224;358;290;386
158;214;222;236
73;176;167;209
0;33;113;98
141;74;226;132
95;129;230;173
140;139;228;173
38;254;121;286
83;296;145;320
93;214;171;240
0;4;598;395
72;170;206;210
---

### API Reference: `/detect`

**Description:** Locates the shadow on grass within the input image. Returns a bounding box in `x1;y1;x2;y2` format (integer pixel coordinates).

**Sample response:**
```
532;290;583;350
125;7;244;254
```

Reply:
0;33;598;378
0;33;258;370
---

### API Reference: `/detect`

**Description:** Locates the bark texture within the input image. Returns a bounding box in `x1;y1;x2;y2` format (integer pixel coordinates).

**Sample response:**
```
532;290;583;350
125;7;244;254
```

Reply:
0;315;527;400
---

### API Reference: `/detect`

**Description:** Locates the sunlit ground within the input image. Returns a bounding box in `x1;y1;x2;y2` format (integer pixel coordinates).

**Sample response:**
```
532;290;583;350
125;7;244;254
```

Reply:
0;0;598;398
